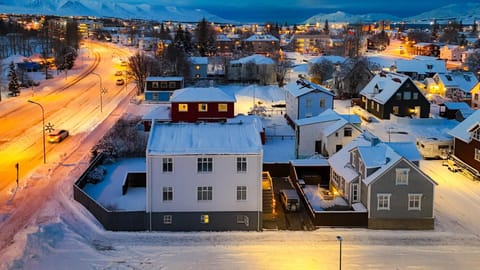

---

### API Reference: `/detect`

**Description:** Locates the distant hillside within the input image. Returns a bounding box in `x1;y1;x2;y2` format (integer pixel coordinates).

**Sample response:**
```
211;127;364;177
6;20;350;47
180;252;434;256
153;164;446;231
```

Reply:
404;2;480;24
304;11;401;24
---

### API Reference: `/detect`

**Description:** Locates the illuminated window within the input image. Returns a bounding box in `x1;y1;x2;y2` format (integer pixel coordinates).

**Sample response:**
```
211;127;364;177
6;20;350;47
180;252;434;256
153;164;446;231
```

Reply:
178;104;188;112
236;186;247;200
162;187;173;201
396;168;409;185
198;103;208;112
195;65;200;70
408;194;422;210
218;103;228;112
200;214;209;224
377;193;391;210
475;148;480;161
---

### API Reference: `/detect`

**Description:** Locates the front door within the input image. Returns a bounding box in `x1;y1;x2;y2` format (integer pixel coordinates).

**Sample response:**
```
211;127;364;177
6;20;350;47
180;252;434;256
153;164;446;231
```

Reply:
315;140;322;154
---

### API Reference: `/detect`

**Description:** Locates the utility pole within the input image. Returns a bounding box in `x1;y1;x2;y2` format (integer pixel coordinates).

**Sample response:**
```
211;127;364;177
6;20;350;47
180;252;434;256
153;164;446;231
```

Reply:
15;162;19;186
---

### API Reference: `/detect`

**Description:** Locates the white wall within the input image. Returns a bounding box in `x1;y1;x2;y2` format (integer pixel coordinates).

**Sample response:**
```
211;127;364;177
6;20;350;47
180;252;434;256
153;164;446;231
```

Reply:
286;91;298;120
147;154;262;213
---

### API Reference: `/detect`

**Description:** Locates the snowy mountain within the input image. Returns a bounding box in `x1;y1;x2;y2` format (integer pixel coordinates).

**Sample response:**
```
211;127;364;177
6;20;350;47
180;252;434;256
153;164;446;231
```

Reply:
403;2;480;24
304;11;401;24
0;0;237;23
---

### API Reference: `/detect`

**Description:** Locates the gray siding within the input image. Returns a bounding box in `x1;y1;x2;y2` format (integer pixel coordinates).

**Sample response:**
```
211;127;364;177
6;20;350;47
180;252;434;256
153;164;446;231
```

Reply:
368;159;434;220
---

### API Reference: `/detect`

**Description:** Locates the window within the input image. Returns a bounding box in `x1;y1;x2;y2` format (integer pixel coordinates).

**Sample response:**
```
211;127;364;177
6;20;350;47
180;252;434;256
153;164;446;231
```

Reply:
408;194;422;210
236;215;249;225
163;215;172;224
197;186;213;201
195;65;200;70
319;98;326;108
160;81;167;88
376;103;380;112
413;92;419;100
392;106;399;114
200;214;209;224
475;148;480;162
152;92;159;100
198;103;208;112
344;127;352;137
169;81;177;88
152;81;159;88
396;168;410;185
473;129;480;141
218;103;228;112
162;158;173;173
237;186;247;201
475;94;479;101
352;183;359;202
370;101;375;109
377;193;391;210
178;104;188;112
396;93;402;100
306;99;312;109
162;186;173;201
197;157;213;173
237;157;247;173
403;91;411;100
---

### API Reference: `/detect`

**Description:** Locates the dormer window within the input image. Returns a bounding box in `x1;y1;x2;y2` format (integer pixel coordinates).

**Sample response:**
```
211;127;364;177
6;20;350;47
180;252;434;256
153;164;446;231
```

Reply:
473;128;480;141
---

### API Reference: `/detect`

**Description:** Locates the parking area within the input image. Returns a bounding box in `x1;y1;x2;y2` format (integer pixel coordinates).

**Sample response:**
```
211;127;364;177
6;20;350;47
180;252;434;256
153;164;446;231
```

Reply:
263;177;315;231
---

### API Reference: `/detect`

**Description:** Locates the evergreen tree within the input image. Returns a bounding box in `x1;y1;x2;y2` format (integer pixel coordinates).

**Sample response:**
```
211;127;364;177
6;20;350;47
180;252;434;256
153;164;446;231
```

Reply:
323;19;330;34
195;18;216;56
7;61;20;96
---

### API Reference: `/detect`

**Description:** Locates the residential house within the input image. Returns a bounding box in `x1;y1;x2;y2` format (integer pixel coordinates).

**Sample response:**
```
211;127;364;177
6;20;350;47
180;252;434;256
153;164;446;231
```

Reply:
358;72;430;119
215;34;235;56
440;45;464;61
308;55;346;84
331;60;374;98
146;121;263;231
293;109;362;158
433;71;479;104
329;132;437;229
284;78;335;125
243;34;280;57
189;57;208;80
170;87;236;122
412;42;441;57
144;77;184;102
227;54;276;85
438;102;473;120
393;59;447;81
448;109;480;179
293;34;331;55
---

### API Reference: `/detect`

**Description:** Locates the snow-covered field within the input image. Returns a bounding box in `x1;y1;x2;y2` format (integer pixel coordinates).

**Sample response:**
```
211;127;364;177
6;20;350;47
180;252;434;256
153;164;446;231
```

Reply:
2;51;480;269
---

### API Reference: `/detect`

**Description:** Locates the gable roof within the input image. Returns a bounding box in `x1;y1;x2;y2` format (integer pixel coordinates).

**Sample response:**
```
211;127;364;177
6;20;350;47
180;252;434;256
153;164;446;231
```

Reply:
359;72;416;104
147;122;262;155
395;59;447;74
244;34;279;42
170;87;236;103
448;109;480;143
284;79;335;98
230;54;275;65
436;72;479;93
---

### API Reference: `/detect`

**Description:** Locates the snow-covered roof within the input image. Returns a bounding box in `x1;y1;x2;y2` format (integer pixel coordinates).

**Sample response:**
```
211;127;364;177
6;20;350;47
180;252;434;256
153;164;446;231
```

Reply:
147;122;263;155
227;114;263;134
359;72;412;104
387;142;422;162
170;87;236;103
395;59;447;74
189;57;208;65
142;104;171;121
309;55;346;65
294;109;341;126
216;34;232;41
146;76;183;82
284;79;334;98
289;156;329;166
230;54;275;65
244;34;279;42
436;72;479;93
441;102;471;110
448;109;480;143
339;114;361;125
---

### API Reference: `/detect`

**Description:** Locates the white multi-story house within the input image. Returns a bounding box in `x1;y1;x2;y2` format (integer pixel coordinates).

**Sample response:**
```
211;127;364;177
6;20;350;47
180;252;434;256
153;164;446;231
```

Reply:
146;121;263;231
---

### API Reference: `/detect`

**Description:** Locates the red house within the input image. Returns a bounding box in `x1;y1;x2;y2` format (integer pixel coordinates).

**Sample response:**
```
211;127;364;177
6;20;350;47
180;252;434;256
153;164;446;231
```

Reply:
170;87;236;122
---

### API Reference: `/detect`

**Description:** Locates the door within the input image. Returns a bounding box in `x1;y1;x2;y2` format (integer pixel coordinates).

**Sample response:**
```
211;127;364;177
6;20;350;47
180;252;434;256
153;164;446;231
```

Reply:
315;140;322;154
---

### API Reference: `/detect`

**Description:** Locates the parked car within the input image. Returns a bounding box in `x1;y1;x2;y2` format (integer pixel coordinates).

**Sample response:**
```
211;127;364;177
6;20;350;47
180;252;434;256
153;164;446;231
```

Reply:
48;129;69;143
116;78;125;85
279;189;300;212
114;70;123;76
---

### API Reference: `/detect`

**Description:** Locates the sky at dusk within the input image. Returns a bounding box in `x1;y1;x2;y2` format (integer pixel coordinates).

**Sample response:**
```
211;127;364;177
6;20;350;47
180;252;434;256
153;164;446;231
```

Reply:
135;0;462;23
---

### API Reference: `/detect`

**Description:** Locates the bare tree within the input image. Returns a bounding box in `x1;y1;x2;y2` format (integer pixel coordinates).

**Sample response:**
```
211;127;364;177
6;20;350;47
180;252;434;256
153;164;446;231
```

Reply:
276;59;293;87
128;51;157;95
309;59;334;85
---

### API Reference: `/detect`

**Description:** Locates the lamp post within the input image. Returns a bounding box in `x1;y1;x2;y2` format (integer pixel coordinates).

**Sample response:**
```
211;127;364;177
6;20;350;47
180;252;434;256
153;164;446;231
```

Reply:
91;72;107;112
336;235;343;270
28;100;46;164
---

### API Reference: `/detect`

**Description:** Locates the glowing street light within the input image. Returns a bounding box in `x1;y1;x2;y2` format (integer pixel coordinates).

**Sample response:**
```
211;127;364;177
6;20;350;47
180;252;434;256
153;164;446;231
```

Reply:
336;235;343;270
27;100;46;163
91;72;107;112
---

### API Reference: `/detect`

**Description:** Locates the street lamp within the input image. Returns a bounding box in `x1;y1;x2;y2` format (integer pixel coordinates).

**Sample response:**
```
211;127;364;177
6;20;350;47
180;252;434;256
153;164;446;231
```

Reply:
28;100;46;164
91;72;107;112
336;235;343;270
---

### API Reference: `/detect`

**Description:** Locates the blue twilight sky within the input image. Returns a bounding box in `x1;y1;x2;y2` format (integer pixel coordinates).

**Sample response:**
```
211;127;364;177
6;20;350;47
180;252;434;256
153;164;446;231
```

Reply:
127;0;462;23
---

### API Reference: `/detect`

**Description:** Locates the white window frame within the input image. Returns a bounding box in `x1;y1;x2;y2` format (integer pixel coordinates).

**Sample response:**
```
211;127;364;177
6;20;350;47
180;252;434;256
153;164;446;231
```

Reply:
475;148;480;162
473;129;480;141
236;157;247;173
162;186;173;201
162;157;173;173
236;186;247;201
197;186;213;201
377;193;391;210
395;168;410;185
408;194;422;210
352;183;359;202
163;215;172;224
197;157;213;173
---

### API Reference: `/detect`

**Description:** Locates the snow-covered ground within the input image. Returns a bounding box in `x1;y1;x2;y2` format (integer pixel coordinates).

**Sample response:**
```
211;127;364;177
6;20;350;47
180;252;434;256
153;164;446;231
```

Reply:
2;49;480;269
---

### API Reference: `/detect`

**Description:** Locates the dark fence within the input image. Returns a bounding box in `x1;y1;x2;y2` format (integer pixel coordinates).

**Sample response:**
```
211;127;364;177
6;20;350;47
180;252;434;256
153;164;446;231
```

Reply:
122;172;146;195
263;163;290;177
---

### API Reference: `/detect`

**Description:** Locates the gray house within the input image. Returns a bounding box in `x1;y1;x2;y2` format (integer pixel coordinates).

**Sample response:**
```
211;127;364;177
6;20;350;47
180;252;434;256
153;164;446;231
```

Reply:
329;131;437;230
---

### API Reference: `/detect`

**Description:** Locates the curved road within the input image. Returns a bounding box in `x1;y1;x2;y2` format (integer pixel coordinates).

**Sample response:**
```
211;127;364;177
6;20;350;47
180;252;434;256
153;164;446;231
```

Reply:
0;40;133;194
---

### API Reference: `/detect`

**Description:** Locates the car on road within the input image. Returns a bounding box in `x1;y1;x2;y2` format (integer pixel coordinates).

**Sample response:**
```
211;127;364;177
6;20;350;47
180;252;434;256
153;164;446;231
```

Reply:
114;70;123;76
48;129;69;143
116;78;125;85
